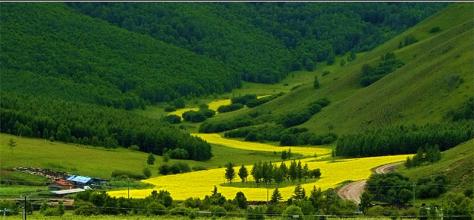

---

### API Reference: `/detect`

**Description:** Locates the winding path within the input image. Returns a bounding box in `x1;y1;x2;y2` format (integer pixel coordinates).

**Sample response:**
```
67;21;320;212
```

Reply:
337;162;402;204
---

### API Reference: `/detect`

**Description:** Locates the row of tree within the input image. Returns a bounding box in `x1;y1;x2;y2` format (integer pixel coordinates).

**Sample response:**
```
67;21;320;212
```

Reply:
335;122;474;157
405;144;441;168
0;93;212;161
225;161;321;184
359;52;404;86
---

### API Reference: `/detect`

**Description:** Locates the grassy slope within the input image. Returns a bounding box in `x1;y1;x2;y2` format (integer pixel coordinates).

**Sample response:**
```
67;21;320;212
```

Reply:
400;138;474;195
0;133;279;179
208;4;474;134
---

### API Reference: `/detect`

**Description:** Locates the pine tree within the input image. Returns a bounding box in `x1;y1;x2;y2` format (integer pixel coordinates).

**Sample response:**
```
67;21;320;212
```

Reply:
289;161;297;181
238;165;248;183
225;162;235;183
279;162;289;181
147;153;155;165
296;161;303;181
8;138;16;151
303;164;309;180
271;188;282;203
293;184;306;200
313;76;320;89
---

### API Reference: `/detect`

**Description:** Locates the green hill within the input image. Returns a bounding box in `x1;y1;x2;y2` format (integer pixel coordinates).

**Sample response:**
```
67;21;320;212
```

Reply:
0;3;239;108
400;138;474;196
204;4;473;134
69;3;443;83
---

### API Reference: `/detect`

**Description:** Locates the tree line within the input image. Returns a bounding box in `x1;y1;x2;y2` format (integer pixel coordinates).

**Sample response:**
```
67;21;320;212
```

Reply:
69;3;445;84
0;93;212;161
335;122;474;157
224;161;321;185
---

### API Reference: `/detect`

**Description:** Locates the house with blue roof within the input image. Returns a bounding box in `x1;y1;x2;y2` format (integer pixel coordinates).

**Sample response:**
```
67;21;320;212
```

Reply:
66;175;106;188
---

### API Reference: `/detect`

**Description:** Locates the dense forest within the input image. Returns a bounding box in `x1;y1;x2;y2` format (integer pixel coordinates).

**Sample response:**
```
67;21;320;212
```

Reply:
69;3;445;83
335;122;474;157
0;4;239;109
0;93;212;161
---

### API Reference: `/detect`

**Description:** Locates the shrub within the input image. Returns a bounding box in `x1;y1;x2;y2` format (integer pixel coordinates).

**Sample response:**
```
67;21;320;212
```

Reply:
192;165;207;171
164;115;181;124
231;94;257;105
234;191;248;209
172;98;185;109
146;202;166;215
429;26;441;33
167;148;189;159
170;206;189;216
182;110;207;122
74;202;98;216
210;206;227;217
158;164;171;175
283;205;304;219
0;200;18;216
218;103;244;113
247;206;266;220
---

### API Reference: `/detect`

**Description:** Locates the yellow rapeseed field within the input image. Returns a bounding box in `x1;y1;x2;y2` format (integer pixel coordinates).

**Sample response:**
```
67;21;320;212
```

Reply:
168;96;269;117
108;154;409;201
193;133;331;157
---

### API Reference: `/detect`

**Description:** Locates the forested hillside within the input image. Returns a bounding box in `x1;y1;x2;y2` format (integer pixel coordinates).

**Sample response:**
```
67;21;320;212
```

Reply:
69;3;444;83
0;4;239;108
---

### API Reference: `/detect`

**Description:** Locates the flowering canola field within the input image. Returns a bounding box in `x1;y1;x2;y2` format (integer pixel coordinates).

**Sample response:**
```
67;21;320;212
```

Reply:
193;133;330;157
108;154;408;201
109;133;408;201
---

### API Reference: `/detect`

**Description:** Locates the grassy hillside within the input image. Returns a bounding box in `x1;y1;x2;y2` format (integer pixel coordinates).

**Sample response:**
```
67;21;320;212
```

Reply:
400;138;474;195
206;4;474;135
0;133;280;179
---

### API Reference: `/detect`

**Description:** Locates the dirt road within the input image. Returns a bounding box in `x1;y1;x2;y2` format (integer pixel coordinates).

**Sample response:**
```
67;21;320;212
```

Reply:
337;162;402;204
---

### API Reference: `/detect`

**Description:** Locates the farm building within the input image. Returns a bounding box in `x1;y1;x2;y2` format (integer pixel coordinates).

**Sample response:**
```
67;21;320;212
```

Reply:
66;175;106;188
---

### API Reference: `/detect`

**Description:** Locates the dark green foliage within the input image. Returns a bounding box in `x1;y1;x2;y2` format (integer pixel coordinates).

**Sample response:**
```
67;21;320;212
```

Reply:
164;115;181;124
234;192;248;209
360;52;404;86
336;122;474;157
232;94;258;105
271;188;283;203
283;205;304;219
111;170;146;180
0;93;212;160
365;173;412;206
172;98;186;109
225;162;236;183
280;111;312;128
348;51;357;61
0;200;18;216
313;76;320;89
147;202;167;215
246;94;282;108
182;110;207;122
399;35;418;48
0;4;239;108
73;201;99;216
158;162;191;175
429;26;442;33
147;190;173;207
250;161;318;184
210;206;226;217
247;206;266;220
147;154;155;165
217;103;244;113
447;97;474;121
416;175;448;199
238;165;249;182
442;193;474;220
166;148;189;159
405;145;441;168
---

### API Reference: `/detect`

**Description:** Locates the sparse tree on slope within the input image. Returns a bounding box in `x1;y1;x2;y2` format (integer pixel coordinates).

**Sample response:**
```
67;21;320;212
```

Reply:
238;165;248;183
